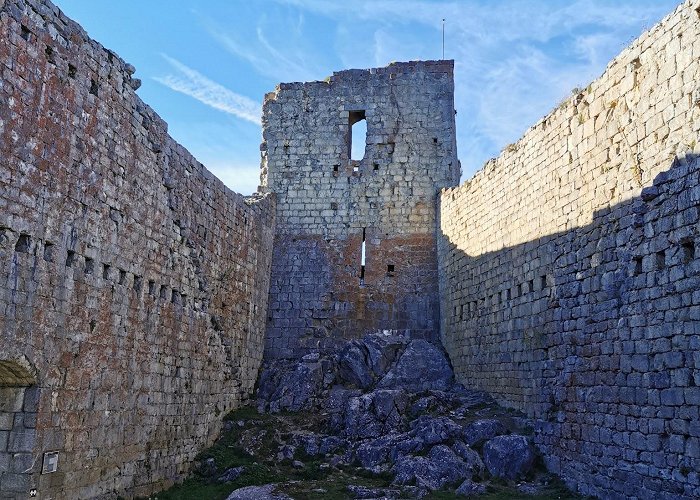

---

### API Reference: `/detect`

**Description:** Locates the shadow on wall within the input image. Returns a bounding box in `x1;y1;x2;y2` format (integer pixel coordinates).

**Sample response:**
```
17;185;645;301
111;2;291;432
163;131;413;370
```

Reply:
439;153;700;500
0;359;39;498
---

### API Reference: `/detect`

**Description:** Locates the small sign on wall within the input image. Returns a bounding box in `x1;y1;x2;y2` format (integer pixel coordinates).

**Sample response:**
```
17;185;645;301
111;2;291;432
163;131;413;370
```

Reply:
42;451;59;474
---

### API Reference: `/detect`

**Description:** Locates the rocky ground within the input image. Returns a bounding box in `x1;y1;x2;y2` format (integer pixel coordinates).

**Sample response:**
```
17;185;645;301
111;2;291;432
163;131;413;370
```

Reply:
151;332;588;499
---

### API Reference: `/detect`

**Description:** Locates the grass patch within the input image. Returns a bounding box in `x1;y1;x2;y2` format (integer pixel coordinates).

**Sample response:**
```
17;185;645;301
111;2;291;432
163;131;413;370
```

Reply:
146;404;586;500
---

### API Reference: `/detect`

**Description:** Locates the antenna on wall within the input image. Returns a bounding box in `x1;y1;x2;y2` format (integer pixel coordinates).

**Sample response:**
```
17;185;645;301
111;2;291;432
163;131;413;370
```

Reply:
442;19;445;59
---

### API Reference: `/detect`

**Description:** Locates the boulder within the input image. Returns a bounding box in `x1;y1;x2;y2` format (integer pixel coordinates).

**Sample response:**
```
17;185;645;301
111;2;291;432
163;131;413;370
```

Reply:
319;435;346;455
451;440;485;478
392;444;470;490
377;340;453;392
337;332;410;389
462;419;507;447
356;434;399;469
362;332;409;377
343;389;408;439
217;466;245;483
324;386;362;433
226;484;292;500
482;434;535;479
338;342;374;389
257;361;325;413
455;479;487;497
347;484;402;499
409;415;462;446
372;389;409;426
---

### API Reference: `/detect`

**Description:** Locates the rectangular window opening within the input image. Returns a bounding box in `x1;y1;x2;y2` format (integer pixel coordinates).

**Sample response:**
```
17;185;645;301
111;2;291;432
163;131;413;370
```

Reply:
656;250;666;269
102;264;110;279
45;46;55;64
159;285;168;299
333;165;339;173
119;269;127;285
682;241;695;264
148;280;156;296
84;257;94;274
15;234;31;253
387;264;395;276
540;275;548;289
133;275;143;293
633;256;643;276
66;250;76;268
360;227;366;283
43;242;54;262
528;279;534;293
349;110;367;161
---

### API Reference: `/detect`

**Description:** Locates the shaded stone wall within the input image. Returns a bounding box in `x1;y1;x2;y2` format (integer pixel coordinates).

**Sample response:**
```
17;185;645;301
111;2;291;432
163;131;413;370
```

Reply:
0;0;275;498
261;61;460;359
438;1;700;498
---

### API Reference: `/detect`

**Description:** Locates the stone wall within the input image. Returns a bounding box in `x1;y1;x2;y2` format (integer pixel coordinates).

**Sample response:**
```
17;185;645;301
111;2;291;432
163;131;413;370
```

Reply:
438;1;700;498
261;61;460;358
0;0;275;498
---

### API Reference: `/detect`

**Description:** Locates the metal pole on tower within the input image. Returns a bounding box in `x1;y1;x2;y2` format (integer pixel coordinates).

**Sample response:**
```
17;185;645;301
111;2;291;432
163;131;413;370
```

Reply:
442;19;445;59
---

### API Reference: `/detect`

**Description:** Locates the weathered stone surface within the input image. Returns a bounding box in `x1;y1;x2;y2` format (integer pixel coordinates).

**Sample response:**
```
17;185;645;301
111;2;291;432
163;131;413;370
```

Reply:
392;444;471;490
1;0;699;497
455;479;487;497
482;435;534;480
408;415;462;446
217;466;245;483
0;0;275;497
451;440;485;477
377;340;454;392
257;361;326;413
356;434;401;469
346;484;402;499
437;2;700;498
462;419;507;447
225;484;292;500
343;389;408;439
262;60;460;359
338;343;375;389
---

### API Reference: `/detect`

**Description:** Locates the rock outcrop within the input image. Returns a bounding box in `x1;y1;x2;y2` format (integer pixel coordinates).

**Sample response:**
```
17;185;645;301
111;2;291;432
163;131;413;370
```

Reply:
255;331;539;497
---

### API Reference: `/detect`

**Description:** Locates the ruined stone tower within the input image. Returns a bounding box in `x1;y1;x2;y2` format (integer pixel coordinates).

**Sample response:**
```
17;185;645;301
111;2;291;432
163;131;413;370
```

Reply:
260;61;460;359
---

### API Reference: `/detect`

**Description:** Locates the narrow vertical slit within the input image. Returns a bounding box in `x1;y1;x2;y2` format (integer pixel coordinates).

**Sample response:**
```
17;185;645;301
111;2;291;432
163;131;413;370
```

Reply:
360;228;366;284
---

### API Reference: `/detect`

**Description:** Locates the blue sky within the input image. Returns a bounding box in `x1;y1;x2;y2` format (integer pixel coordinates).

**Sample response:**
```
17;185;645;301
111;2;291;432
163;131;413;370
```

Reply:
54;0;678;195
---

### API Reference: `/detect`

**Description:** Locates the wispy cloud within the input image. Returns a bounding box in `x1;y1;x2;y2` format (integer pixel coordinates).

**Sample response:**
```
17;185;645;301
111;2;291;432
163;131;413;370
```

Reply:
154;55;261;125
273;0;675;178
204;17;322;83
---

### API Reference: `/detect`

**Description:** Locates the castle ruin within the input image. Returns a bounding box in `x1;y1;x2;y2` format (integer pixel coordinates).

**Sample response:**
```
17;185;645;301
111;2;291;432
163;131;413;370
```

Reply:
1;0;699;498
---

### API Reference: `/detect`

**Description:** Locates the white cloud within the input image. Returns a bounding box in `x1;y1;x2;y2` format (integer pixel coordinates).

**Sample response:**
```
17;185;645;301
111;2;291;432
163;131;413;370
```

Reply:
207;162;261;196
205;18;323;83
154;55;261;125
275;0;675;178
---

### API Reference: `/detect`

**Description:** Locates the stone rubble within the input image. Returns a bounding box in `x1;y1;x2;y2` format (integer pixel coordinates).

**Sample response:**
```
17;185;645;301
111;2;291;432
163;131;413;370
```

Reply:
256;331;538;497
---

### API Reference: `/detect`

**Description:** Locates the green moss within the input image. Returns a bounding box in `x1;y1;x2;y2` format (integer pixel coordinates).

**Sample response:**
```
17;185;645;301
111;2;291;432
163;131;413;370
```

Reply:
147;405;585;500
